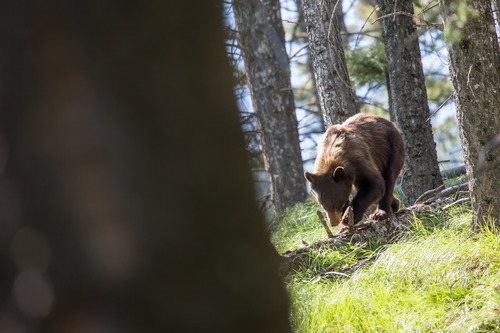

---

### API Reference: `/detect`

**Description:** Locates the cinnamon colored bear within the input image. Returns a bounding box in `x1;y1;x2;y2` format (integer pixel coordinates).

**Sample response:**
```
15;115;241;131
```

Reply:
304;113;404;230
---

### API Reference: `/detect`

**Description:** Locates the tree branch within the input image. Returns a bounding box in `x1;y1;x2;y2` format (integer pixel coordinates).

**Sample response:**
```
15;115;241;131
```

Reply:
427;94;453;121
372;11;443;31
317;210;334;238
324;242;367;271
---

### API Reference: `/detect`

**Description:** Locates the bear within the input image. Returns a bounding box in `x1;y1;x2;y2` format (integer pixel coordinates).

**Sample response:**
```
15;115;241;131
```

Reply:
304;113;405;230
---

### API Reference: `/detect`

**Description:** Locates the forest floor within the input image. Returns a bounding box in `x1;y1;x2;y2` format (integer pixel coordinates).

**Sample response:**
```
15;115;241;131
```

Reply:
271;182;500;332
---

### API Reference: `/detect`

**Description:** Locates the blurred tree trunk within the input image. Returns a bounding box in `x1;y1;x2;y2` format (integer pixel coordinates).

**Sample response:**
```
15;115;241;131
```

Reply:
0;1;291;332
301;0;357;127
440;0;500;228
232;0;307;215
376;0;443;205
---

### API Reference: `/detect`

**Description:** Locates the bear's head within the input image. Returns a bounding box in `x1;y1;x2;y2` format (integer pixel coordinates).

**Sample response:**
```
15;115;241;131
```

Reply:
304;166;352;227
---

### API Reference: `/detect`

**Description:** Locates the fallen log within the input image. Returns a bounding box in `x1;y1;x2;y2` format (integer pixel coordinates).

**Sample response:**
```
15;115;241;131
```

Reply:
414;182;468;205
279;196;470;276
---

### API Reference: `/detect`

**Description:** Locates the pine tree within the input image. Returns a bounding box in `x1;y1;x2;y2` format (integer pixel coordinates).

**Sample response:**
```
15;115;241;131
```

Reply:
232;0;308;214
301;0;357;127
441;0;500;228
376;0;444;205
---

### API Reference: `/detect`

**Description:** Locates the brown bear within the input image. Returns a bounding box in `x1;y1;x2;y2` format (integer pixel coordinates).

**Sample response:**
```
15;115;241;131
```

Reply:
304;113;404;230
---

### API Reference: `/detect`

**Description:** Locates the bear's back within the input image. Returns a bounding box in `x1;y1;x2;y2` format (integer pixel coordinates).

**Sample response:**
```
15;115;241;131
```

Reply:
314;113;401;175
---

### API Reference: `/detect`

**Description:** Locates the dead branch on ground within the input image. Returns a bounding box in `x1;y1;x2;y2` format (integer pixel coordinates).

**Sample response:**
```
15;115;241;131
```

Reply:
279;195;470;276
325;242;366;271
316;210;334;238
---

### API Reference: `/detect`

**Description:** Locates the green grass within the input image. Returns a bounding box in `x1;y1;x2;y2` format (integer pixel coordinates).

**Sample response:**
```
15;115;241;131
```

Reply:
273;202;500;332
270;197;332;253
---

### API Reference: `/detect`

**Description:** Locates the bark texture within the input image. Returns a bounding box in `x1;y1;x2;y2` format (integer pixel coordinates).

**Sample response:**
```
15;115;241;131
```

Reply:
377;0;443;205
335;0;349;49
232;0;307;215
494;0;500;29
295;0;324;132
441;0;500;228
301;0;357;127
0;1;291;332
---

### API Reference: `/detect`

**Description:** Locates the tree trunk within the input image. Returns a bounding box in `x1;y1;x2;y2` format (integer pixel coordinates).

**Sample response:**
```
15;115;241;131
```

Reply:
335;0;350;49
301;0;357;127
440;0;500;228
295;0;325;132
0;1;291;332
232;0;307;215
494;0;500;29
377;0;443;205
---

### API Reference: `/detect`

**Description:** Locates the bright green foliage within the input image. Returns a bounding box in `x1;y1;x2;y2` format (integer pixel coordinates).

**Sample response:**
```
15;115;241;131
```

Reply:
345;43;387;89
274;203;500;332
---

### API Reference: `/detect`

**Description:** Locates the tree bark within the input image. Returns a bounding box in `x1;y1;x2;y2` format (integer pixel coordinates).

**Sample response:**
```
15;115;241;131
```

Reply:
376;0;443;206
441;0;500;228
494;0;500;29
301;0;357;127
232;0;307;215
0;1;291;332
295;0;324;132
335;0;349;49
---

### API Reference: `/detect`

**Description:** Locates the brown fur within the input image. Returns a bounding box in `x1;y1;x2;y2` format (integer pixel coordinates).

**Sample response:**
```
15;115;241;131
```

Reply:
304;113;405;229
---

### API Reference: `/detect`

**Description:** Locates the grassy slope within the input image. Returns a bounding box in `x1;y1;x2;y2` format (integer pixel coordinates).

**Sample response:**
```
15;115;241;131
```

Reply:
272;200;500;332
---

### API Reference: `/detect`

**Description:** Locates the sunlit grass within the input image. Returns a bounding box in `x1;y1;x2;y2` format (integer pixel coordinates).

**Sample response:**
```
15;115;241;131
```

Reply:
274;202;500;332
271;197;331;253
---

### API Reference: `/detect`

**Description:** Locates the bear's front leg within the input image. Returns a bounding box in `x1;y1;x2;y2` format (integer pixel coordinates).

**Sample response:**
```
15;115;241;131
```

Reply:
347;175;385;226
369;209;390;220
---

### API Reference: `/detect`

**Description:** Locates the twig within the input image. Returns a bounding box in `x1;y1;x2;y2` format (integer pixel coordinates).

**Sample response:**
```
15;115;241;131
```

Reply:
466;65;478;100
442;197;470;210
355;5;379;49
325;242;367;271
372;11;443;31
427;94;453;121
322;271;351;278
417;1;440;16
399;168;408;203
426;183;469;203
414;184;445;205
317;210;334;238
289;44;308;60
326;0;343;44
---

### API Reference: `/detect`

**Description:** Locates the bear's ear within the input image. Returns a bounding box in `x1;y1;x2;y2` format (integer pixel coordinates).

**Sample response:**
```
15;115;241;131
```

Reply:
304;171;317;183
332;166;345;182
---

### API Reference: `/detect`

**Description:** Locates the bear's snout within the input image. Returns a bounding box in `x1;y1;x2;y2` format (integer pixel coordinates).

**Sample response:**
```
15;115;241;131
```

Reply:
326;209;342;227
